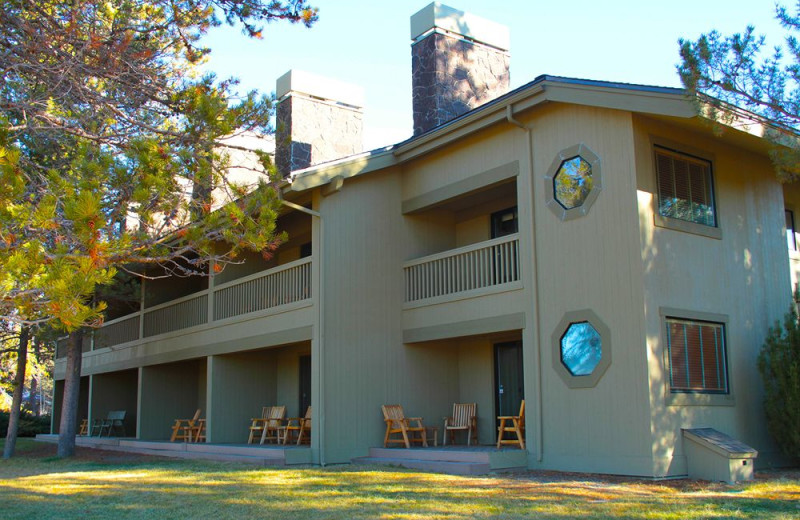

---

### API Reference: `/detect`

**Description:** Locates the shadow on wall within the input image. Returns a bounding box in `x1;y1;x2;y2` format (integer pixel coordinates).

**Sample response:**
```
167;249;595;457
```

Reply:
636;179;784;473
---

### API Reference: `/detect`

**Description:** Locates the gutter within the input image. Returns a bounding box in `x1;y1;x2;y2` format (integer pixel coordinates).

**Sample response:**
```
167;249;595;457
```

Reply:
505;104;544;463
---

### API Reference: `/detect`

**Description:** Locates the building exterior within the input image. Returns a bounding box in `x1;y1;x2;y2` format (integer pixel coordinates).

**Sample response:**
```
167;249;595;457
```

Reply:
52;3;795;477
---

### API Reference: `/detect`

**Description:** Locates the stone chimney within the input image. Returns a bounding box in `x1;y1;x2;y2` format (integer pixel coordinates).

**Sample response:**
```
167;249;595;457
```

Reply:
275;70;364;176
411;3;510;136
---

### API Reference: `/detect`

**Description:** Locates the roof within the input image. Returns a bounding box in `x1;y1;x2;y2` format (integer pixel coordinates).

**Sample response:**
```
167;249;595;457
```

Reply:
286;75;782;193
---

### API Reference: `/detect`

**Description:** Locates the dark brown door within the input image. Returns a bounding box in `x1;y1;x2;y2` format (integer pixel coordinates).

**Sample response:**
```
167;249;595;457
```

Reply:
494;341;524;434
299;355;311;413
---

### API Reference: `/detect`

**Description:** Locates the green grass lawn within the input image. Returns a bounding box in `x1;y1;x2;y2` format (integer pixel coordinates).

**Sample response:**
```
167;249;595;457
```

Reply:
1;439;798;520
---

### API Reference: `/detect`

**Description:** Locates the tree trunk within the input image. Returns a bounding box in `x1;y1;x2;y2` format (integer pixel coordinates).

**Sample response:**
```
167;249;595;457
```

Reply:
57;329;83;458
3;327;30;459
26;337;40;415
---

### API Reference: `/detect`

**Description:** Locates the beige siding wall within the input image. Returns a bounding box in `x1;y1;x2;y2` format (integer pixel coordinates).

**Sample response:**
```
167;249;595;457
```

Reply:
91;370;138;436
319;167;467;462
403;127;517;202
138;359;206;440
317;130;529;463
457;338;504;443
144;275;207;308
633;115;790;473
783;182;800;291
207;351;277;443
454;195;517;247
320;103;655;474
275;343;310;418
525;104;653;475
403;210;456;260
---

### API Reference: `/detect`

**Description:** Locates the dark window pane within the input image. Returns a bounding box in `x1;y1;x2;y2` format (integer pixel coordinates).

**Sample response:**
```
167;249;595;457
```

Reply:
554;156;593;210
560;321;602;376
491;207;518;238
656;148;716;227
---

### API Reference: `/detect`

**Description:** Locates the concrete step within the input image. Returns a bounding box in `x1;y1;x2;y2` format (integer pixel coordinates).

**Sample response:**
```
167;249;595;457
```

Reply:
36;434;287;466
367;447;491;463
94;444;285;466
352;456;490;475
184;443;286;459
118;440;184;451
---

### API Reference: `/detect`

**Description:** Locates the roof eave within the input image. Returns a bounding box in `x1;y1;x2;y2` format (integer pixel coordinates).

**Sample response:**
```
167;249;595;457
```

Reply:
286;76;791;193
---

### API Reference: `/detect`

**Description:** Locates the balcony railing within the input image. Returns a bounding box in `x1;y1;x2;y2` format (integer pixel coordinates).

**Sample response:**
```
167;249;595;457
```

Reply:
94;314;140;350
404;234;520;303
57;258;313;355
143;293;208;337
214;259;311;321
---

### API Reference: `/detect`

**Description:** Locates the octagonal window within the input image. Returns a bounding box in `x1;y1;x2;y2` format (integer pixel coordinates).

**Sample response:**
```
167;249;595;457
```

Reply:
560;321;602;376
544;144;602;221
554;156;593;210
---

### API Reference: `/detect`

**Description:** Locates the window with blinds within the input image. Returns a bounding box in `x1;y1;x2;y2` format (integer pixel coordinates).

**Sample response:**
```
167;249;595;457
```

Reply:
655;147;716;227
665;318;728;393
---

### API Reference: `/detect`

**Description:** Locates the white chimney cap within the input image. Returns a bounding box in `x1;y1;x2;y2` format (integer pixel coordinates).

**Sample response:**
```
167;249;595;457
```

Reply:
410;2;510;51
276;70;365;109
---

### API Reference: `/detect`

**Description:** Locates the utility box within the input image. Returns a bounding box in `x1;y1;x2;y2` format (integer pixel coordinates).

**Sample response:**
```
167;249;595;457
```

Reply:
682;428;758;484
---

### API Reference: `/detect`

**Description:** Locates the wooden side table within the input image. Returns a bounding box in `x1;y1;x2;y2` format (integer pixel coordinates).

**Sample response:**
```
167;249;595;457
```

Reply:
425;427;439;447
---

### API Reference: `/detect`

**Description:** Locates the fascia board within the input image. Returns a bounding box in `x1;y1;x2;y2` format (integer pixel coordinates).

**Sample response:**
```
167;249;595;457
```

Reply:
287;149;397;192
542;83;696;118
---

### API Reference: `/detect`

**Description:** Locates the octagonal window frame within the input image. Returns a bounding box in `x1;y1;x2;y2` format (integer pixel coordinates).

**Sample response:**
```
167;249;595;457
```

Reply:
544;143;602;221
552;309;612;389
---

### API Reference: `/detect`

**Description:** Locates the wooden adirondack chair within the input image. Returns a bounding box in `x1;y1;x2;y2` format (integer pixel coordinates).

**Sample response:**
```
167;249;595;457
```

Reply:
247;407;272;444
442;403;477;446
496;400;525;449
382;404;428;449
170;409;202;442
192;419;206;443
282;406;311;445
259;405;286;444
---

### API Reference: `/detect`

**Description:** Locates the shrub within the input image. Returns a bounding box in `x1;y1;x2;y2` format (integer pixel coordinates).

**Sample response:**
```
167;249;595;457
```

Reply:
0;410;51;438
758;301;800;459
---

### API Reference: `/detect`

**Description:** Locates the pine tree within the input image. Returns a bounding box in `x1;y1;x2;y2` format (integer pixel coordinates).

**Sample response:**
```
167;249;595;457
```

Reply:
678;2;800;179
0;0;318;457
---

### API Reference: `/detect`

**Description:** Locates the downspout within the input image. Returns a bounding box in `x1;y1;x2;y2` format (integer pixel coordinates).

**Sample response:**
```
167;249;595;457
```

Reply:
506;105;544;463
280;198;324;465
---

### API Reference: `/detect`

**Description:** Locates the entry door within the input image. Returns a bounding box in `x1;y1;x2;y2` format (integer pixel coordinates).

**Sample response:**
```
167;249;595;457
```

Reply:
299;355;311;414
494;341;524;427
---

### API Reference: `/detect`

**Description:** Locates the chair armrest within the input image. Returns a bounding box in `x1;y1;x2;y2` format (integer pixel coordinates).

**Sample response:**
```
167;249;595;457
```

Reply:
406;417;425;428
497;415;519;420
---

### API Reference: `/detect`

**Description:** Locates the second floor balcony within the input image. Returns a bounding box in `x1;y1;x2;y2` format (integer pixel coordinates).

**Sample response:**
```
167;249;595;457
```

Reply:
59;257;313;356
404;234;521;306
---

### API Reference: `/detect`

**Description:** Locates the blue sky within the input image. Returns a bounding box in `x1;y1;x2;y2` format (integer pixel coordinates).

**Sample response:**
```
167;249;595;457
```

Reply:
202;0;783;150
